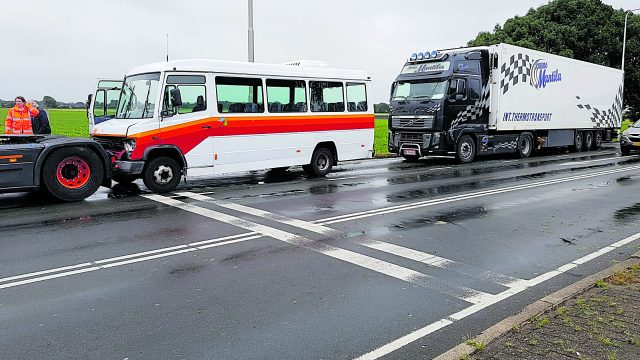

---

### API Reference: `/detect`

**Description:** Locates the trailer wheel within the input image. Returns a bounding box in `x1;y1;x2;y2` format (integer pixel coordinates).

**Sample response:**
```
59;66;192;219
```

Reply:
456;134;476;164
571;131;584;152
142;156;182;193
308;147;334;177
583;131;594;151
517;134;533;158
42;146;104;202
594;131;603;149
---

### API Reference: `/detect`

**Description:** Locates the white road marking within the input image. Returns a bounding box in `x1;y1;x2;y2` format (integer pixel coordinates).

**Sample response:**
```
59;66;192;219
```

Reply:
0;262;93;284
177;191;337;236
354;230;640;360
144;194;491;304
316;164;640;225
361;241;522;287
557;155;639;166
0;234;260;290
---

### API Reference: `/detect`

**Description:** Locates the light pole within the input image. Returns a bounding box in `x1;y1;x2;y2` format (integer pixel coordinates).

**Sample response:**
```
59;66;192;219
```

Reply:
622;8;640;72
248;0;255;62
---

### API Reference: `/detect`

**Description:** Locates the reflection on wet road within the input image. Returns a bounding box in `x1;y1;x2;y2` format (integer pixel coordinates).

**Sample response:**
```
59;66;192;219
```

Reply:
1;145;640;360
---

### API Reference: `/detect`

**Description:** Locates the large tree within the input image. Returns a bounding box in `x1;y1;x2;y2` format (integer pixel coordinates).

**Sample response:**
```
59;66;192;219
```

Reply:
468;0;640;119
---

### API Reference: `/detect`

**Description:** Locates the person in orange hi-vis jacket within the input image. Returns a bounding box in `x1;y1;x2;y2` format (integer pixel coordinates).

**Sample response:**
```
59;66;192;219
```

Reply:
5;96;40;134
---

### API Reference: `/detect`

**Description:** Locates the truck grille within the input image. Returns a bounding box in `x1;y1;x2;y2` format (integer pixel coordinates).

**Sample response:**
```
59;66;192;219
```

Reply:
392;116;434;129
399;132;423;143
93;136;125;151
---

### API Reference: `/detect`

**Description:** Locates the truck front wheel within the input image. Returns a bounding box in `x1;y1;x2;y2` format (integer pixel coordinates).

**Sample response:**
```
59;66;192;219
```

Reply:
42;146;104;202
456;135;476;164
142;156;182;193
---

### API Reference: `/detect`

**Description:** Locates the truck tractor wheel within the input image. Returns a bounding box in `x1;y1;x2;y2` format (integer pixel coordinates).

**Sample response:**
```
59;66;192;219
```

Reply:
308;147;334;177
583;131;594;151
571;131;584;152
402;154;421;162
517;134;533;158
112;173;137;184
42;146;104;202
142;156;182;193
594;131;603;149
455;134;476;164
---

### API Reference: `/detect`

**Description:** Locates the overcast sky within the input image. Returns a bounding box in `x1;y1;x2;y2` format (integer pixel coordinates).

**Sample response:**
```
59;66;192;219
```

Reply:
0;0;635;104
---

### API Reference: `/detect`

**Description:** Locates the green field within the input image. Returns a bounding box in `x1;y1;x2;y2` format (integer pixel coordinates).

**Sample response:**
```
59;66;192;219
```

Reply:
1;108;390;155
1;108;89;137
374;114;389;156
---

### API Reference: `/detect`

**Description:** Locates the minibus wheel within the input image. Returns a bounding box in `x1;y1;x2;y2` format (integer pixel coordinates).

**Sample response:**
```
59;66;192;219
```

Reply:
142;156;181;193
309;147;334;177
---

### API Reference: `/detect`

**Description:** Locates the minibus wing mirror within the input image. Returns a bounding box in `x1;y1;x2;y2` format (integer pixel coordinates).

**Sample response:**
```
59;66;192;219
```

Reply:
170;88;182;107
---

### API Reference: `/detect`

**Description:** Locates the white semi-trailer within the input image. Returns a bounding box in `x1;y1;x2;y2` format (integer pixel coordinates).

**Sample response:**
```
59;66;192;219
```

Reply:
388;43;623;163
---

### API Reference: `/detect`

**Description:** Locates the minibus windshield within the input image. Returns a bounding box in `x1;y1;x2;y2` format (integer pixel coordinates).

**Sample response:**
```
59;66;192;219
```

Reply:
116;73;161;119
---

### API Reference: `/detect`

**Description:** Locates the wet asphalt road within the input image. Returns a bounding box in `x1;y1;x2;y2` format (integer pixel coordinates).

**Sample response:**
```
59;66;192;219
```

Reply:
1;144;640;360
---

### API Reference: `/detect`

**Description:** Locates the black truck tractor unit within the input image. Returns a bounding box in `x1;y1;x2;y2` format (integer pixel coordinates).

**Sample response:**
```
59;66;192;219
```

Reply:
0;135;111;201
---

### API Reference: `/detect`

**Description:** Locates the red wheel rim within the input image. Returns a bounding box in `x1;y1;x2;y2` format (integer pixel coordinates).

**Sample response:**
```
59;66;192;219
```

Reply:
56;156;91;189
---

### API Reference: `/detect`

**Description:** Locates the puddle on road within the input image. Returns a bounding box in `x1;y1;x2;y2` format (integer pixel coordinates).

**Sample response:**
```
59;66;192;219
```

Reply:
613;203;640;223
390;206;489;231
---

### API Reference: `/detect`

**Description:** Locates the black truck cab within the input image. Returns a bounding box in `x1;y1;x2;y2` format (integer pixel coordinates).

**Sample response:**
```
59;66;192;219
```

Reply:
388;49;491;161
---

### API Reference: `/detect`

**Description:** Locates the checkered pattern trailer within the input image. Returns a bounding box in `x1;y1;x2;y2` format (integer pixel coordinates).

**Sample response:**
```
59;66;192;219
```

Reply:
492;44;623;131
500;53;533;95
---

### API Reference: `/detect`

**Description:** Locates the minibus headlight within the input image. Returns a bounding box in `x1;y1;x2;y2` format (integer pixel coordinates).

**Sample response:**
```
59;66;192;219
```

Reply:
123;139;136;154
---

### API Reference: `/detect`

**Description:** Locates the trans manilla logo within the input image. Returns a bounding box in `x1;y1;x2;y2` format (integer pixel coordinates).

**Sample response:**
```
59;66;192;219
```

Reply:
530;59;562;89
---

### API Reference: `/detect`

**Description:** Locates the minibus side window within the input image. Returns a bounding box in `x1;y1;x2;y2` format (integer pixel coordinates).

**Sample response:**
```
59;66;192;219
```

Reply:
216;77;264;113
164;75;207;114
346;83;367;112
310;81;344;112
266;79;307;113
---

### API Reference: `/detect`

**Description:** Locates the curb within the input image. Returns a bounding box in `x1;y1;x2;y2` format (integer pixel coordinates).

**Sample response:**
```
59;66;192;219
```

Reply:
434;250;640;360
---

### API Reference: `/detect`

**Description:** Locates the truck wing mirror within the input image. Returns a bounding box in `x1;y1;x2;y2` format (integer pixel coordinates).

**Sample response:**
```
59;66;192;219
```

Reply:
86;94;93;109
170;88;182;107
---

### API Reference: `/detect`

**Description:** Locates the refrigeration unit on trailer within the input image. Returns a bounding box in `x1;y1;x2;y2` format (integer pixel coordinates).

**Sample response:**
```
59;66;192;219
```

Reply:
91;59;374;192
388;43;623;163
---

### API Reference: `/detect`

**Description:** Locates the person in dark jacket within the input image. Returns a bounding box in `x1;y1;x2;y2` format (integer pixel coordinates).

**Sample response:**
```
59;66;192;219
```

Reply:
27;100;51;134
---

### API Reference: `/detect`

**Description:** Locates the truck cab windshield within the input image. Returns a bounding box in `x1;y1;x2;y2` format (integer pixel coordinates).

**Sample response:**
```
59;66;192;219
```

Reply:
391;80;448;101
116;73;161;119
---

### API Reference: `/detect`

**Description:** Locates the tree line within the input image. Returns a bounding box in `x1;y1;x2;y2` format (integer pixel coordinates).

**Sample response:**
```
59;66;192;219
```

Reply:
468;0;639;120
0;96;85;109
